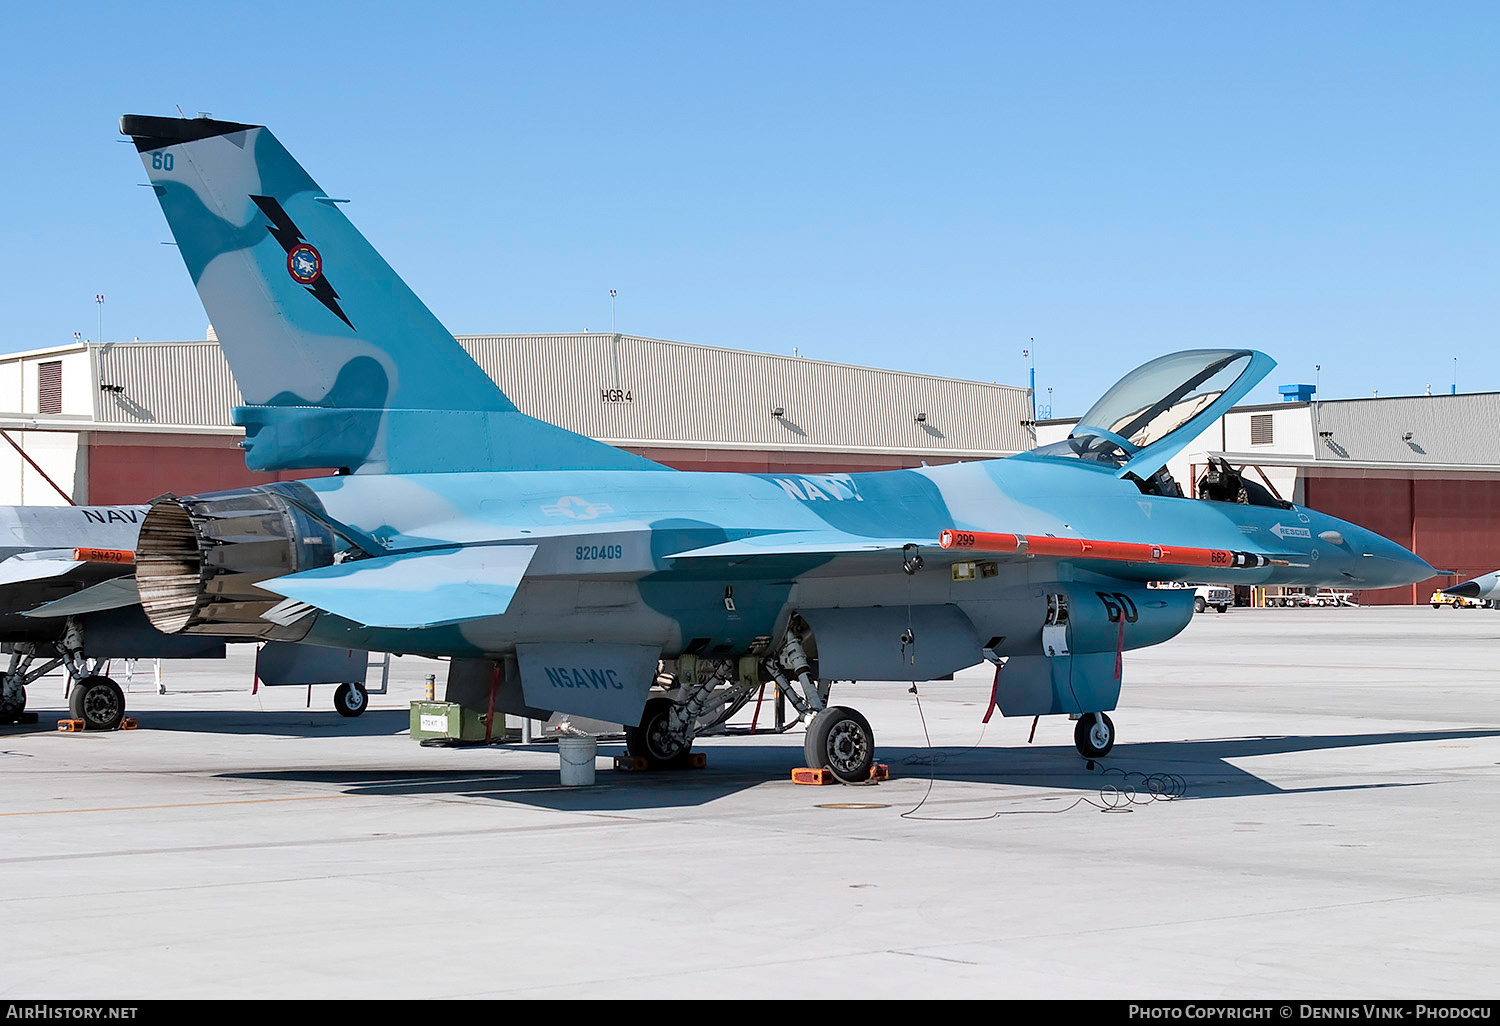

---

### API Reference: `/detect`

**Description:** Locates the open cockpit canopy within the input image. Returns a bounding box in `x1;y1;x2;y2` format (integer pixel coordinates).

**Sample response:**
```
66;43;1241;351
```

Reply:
1028;349;1274;480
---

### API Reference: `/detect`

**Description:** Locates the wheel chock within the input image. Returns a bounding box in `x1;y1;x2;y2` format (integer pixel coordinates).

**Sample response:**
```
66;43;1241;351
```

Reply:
56;718;137;733
793;764;892;785
613;752;708;772
792;767;834;785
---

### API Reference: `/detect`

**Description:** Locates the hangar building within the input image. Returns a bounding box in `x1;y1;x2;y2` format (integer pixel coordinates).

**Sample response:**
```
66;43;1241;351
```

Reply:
0;332;1033;505
6;334;1484;605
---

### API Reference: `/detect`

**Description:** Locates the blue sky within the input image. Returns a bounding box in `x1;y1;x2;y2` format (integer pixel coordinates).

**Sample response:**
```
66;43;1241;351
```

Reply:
2;1;1495;414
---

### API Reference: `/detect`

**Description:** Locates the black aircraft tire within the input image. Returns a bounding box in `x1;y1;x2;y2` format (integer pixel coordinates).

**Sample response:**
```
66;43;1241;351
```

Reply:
334;682;368;717
71;676;125;731
626;697;692;767
805;706;875;783
1074;712;1115;759
0;684;24;724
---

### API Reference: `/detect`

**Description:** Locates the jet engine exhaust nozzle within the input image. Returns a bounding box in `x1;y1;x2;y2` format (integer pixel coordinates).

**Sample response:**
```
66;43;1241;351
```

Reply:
134;486;338;641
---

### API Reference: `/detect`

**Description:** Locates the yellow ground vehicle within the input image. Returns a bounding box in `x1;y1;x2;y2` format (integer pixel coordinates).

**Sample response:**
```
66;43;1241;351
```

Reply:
1432;590;1485;609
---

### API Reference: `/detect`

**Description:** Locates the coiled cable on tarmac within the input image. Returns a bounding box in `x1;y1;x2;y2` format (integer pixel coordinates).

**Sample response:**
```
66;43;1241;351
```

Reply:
898;683;1187;821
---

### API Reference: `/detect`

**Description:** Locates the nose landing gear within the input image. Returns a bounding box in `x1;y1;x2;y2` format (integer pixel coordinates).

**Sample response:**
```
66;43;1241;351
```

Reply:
1074;711;1115;758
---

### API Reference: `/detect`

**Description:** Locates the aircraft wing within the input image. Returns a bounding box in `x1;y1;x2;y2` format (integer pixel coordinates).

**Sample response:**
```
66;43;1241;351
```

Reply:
22;576;142;618
259;545;538;629
665;533;931;560
0;552;83;586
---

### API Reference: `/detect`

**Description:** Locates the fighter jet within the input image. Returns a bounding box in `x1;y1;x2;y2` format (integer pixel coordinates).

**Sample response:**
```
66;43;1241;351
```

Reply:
1442;572;1500;606
119;114;1434;778
0;503;223;728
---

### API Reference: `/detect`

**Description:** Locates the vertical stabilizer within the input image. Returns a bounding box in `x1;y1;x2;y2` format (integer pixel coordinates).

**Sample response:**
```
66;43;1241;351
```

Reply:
121;114;664;474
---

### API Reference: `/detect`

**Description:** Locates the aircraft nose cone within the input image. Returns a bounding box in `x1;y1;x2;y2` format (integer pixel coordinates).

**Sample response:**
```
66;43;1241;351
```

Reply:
1379;538;1436;588
1339;526;1435;589
1445;581;1482;599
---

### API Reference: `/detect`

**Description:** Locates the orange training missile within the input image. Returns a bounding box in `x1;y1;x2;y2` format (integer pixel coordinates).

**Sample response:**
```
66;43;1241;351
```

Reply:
73;547;135;565
937;530;1276;570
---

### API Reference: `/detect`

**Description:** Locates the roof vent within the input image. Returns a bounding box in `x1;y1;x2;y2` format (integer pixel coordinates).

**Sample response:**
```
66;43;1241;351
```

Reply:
1278;384;1314;402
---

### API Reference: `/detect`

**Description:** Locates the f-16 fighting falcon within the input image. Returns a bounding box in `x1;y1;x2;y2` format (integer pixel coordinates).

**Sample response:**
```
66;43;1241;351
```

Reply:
119;113;1434;779
0;504;223;728
1442;571;1500;606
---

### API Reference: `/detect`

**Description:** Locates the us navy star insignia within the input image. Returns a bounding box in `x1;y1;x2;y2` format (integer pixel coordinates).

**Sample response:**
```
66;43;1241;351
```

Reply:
541;496;614;520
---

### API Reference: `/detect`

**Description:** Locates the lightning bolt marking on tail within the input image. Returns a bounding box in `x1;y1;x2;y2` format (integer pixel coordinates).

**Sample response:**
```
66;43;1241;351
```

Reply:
249;195;356;330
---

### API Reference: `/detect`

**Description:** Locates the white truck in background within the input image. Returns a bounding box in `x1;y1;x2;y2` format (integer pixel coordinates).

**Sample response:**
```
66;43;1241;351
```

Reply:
1193;584;1233;613
1148;581;1233;613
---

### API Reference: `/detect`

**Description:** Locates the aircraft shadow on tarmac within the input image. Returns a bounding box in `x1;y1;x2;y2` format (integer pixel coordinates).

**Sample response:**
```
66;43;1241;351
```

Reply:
3;708;416;738
216;726;1500;814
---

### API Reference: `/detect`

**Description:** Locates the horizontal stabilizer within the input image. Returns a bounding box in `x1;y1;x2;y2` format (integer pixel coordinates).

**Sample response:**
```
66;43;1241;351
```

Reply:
259;545;537;628
23;576;141;618
0;554;82;587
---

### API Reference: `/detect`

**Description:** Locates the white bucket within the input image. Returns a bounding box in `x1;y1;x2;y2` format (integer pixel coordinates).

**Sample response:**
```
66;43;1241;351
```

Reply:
557;735;598;786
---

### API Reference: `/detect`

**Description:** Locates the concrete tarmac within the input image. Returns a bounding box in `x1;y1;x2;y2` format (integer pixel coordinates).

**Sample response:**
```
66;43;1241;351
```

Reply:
3;606;1498;999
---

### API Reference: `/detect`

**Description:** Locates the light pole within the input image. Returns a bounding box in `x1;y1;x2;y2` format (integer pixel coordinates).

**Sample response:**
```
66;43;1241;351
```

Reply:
1453;357;1458;395
1023;340;1036;420
609;290;617;334
95;294;104;344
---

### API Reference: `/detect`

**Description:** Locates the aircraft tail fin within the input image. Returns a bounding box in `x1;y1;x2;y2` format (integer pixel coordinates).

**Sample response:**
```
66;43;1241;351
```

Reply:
120;114;664;475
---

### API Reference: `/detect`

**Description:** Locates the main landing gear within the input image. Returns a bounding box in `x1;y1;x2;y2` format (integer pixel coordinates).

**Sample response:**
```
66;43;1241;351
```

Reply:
1;620;127;730
623;617;881;779
804;706;875;783
69;675;126;731
624;696;693;766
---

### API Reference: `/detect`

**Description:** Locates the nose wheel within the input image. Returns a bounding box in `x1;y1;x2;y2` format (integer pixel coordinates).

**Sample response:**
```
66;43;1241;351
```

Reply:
1074;712;1115;758
334;682;368;717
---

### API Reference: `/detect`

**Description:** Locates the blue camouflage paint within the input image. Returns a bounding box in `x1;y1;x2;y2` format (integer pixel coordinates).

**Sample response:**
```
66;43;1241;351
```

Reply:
122;113;1438;731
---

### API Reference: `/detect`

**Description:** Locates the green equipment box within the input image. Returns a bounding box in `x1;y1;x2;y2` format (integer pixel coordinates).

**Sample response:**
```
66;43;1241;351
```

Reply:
409;701;518;744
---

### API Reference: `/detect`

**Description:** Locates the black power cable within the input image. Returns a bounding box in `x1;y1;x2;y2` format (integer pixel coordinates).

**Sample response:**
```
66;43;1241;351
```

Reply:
897;684;1187;821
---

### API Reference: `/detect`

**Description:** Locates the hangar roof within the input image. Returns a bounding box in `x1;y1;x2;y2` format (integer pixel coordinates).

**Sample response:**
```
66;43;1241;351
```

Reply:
3;334;1035;457
1309;393;1500;466
1037;390;1500;471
